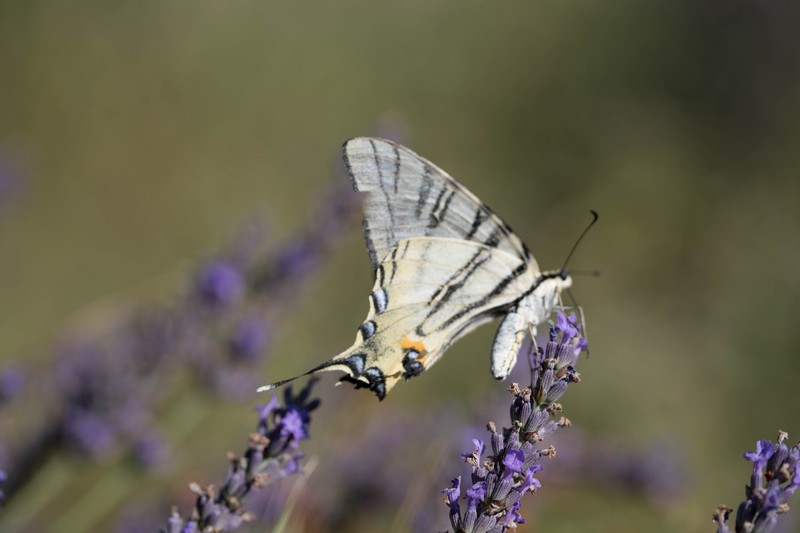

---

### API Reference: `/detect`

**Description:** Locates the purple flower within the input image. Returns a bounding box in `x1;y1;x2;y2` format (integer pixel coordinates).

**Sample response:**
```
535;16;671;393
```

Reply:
63;409;118;457
502;449;525;476
230;318;269;362
502;501;525;527
547;433;686;505
442;312;586;531
259;380;319;470
279;409;307;441
197;260;245;307
0;137;364;515
745;440;775;472
281;451;304;476
461;438;486;463
254;394;281;422
442;477;462;531
715;431;800;533
442;477;462;509
519;465;543;493
275;241;319;279
133;433;168;468
463;481;487;531
164;379;320;532
788;454;800;497
555;312;580;343
0;365;24;402
465;481;487;505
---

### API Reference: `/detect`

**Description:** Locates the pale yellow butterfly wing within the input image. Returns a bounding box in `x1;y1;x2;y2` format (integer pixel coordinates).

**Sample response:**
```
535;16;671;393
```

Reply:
261;237;533;399
343;137;538;272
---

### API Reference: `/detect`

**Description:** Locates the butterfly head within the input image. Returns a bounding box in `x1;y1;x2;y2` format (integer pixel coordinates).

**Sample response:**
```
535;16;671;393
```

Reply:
556;269;573;301
557;270;573;302
542;268;572;289
513;268;569;326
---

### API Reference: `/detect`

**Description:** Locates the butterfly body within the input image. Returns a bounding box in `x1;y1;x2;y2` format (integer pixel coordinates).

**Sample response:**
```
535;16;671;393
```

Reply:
259;138;573;400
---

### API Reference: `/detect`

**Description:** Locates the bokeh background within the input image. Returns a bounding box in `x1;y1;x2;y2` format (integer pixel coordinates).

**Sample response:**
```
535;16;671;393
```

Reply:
1;1;799;532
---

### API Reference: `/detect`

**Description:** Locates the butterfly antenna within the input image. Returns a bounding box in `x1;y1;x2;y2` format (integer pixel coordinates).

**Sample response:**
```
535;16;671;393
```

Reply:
571;269;601;277
562;210;599;270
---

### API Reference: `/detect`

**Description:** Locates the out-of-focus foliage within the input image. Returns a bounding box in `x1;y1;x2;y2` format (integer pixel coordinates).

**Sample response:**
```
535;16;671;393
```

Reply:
1;1;799;532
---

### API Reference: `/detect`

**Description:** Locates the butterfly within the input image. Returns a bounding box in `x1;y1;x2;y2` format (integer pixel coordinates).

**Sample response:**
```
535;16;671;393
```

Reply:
259;137;579;400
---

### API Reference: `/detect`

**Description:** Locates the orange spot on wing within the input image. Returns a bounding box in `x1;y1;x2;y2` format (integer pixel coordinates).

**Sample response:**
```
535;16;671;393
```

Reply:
401;336;428;357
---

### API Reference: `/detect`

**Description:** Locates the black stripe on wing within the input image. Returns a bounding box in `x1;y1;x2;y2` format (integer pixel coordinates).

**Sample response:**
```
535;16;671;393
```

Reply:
343;137;535;270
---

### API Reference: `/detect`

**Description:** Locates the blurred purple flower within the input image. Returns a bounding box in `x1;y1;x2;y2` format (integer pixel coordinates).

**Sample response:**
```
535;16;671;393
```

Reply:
262;380;319;462
63;408;118;457
229;318;269;362
714;431;800;533
0;365;24;402
114;504;163;533
0;150;363;506
163;379;320;532
0;128;389;525
275;241;319;279
255;394;281;422
288;401;471;531
279;410;308;441
547;431;686;505
133;433;169;468
196;260;245;307
52;335;168;460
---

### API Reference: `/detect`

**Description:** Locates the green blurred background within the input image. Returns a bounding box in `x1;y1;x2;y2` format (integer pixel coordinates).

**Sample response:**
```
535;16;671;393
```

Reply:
1;1;799;531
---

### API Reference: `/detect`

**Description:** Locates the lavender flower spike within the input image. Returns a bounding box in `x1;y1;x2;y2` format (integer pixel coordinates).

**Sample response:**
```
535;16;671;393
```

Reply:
442;312;586;532
164;379;320;532
713;431;800;533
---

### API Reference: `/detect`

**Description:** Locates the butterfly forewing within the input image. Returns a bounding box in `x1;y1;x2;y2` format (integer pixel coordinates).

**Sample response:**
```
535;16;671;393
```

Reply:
344;138;538;272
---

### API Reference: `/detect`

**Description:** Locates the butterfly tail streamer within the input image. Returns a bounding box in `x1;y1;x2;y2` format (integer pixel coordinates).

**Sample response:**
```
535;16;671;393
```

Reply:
257;357;352;393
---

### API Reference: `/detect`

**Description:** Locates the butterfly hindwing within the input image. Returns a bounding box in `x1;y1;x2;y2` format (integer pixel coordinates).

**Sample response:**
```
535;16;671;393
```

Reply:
343;137;537;271
323;237;534;398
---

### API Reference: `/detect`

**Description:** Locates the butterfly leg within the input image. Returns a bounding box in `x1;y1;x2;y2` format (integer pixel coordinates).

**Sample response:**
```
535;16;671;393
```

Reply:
529;327;540;355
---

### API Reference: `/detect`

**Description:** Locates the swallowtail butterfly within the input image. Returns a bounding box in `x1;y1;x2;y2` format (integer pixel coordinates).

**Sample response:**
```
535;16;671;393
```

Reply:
259;138;577;400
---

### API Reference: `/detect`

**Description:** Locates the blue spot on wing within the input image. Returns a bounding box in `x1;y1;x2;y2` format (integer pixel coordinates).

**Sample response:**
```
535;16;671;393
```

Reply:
359;320;377;340
371;289;388;313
